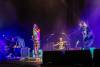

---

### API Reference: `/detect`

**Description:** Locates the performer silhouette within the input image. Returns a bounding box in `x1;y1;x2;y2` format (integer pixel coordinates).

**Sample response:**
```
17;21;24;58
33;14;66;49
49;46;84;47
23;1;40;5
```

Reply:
79;21;94;49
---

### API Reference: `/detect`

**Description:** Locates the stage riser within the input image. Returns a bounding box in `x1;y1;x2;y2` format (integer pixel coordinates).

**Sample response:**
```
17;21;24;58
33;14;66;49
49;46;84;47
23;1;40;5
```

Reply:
94;50;100;64
43;50;92;65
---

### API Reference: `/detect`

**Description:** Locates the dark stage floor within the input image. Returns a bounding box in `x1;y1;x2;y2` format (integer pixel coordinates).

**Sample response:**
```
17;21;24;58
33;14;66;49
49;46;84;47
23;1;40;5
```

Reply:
0;49;100;67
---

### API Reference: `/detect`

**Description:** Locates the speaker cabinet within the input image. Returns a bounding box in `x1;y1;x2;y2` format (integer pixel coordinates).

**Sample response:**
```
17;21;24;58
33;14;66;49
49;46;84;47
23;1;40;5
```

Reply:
21;47;30;58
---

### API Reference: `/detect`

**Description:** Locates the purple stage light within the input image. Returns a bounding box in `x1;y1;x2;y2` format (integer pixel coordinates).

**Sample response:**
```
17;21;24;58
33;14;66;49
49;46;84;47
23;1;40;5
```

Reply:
86;0;100;48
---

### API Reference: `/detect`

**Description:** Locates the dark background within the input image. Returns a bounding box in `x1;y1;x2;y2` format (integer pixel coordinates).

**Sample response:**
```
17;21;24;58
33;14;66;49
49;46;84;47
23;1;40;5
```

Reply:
10;0;86;34
0;0;91;48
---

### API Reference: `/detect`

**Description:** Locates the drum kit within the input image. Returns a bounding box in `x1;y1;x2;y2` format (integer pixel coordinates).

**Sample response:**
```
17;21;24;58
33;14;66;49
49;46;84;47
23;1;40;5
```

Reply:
0;35;23;58
51;36;70;50
50;33;82;51
53;40;70;51
53;40;81;51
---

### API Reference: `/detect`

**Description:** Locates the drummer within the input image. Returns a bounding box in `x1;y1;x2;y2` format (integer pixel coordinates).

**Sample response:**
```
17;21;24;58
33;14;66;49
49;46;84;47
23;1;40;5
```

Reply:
54;37;67;50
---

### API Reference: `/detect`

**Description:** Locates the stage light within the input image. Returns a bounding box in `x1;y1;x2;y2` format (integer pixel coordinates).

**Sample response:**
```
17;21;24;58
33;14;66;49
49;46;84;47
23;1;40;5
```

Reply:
90;47;95;59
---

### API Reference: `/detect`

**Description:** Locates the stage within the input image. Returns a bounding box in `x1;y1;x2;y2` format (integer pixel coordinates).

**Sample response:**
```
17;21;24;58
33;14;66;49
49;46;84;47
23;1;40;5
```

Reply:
0;0;100;67
0;49;100;67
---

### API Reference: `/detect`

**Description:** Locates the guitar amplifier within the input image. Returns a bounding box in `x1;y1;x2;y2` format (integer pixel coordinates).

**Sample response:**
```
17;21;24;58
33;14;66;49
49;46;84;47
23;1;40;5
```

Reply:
21;47;30;58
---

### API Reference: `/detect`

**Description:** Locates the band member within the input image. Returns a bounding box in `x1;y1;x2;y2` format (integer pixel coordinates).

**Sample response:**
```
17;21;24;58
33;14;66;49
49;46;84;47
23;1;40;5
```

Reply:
54;37;67;50
79;21;88;40
32;24;40;58
32;24;40;41
79;21;94;49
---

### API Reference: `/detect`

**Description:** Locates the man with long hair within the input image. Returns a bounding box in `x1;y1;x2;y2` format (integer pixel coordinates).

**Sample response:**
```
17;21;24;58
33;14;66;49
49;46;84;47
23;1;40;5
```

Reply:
79;21;94;49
